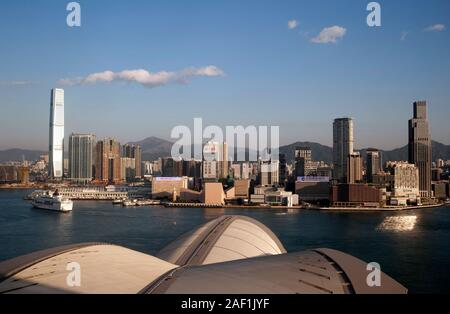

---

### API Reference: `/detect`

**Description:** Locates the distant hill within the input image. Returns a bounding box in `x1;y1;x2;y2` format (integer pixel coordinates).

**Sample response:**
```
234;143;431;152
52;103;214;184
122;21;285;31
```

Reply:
0;149;46;163
127;136;174;161
2;138;449;164
279;142;333;164
359;141;450;163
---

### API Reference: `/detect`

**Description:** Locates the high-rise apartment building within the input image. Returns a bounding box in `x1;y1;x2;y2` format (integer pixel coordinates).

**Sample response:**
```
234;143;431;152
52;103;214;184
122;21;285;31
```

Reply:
48;88;65;179
122;144;142;178
68;133;96;183
366;148;382;183
333;118;354;183
408;101;432;198
95;138;121;184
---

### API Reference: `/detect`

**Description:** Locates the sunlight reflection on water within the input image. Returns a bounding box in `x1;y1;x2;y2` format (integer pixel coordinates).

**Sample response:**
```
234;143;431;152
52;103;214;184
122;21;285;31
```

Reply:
377;215;417;232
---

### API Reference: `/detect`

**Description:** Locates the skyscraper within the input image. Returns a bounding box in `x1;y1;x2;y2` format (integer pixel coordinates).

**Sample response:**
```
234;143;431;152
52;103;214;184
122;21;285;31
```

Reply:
48;88;64;179
366;148;382;183
95;138;122;184
294;147;312;177
122;144;142;178
202;141;228;180
408;101;432;198
333;118;354;183
348;152;363;184
68;133;96;183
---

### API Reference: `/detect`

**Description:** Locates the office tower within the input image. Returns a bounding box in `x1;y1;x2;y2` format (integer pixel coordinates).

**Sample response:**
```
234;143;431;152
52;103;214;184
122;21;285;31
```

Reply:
348;152;363;184
220;142;229;179
122;144;142;178
48;88;64;179
408;101;432;198
68;134;96;183
333;118;354;183
279;154;287;186
366;148;382;183
120;157;136;182
202;141;220;179
95;138;121;184
258;159;279;186
161;157;183;177
295;147;312;177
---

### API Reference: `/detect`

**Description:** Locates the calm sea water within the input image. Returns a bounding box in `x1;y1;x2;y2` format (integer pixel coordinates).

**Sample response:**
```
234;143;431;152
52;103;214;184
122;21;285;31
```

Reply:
1;189;450;293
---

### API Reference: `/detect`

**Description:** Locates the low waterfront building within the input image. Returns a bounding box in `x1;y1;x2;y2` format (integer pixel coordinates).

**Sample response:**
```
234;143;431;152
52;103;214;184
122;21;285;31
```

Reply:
234;179;250;199
151;176;189;200
330;184;382;208
295;176;330;203
250;186;299;207
386;161;420;206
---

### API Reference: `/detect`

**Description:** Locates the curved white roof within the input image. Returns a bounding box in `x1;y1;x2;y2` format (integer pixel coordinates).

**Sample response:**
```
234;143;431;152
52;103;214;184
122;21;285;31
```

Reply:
156;215;286;266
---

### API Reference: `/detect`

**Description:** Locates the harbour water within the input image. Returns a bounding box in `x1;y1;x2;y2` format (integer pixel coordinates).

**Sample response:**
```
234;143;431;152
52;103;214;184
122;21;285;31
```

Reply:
1;189;449;293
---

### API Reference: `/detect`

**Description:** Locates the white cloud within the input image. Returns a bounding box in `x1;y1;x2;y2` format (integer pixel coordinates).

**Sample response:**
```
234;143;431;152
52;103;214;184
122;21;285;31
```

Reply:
288;20;299;30
311;26;346;44
424;24;446;32
59;66;225;88
400;31;409;41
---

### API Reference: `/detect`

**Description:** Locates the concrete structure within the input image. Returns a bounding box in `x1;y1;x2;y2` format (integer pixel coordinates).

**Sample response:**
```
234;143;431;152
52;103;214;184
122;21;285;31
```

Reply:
48;88;64;179
151;176;189;200
348;152;363;184
200;182;225;205
68;134;96;184
0;216;407;294
234;179;250;199
333;118;354;183
385;161;420;206
408;101;432;198
95;138;122;184
366;148;381;183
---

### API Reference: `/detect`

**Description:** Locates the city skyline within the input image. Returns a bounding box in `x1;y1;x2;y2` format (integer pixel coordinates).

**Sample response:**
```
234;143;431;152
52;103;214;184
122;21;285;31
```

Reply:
0;1;449;150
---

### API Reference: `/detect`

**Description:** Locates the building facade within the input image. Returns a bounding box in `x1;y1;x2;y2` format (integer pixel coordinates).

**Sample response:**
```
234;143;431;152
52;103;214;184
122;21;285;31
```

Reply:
95;138;122;184
48;88;65;179
333;118;354;183
68;133;96;183
348;152;363;184
366;148;382;183
408;101;432;198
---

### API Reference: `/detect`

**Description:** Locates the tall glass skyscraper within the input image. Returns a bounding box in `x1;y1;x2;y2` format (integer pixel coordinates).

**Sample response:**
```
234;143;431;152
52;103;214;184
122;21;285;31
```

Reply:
333;118;354;183
408;101;432;198
48;88;64;179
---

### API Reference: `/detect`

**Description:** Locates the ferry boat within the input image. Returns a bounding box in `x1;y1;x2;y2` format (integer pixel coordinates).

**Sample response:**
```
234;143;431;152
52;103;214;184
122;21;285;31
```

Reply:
31;190;73;212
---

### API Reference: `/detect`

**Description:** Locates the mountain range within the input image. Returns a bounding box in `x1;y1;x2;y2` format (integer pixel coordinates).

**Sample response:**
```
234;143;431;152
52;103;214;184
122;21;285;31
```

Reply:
1;136;449;164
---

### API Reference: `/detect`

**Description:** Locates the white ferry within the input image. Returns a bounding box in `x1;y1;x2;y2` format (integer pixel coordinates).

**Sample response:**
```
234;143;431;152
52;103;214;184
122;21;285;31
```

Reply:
31;190;73;212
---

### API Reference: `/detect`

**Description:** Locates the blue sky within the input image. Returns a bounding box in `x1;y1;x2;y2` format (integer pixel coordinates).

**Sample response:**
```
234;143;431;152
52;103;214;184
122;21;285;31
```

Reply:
0;0;449;150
